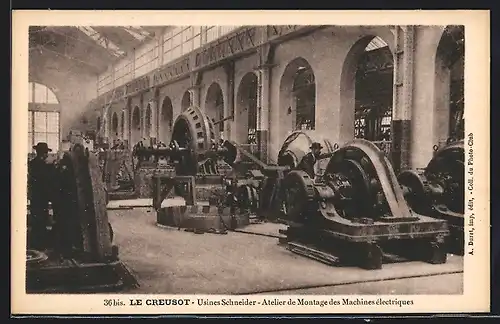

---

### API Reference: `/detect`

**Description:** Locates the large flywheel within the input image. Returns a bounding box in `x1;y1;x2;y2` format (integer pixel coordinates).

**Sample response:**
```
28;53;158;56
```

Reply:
170;106;217;175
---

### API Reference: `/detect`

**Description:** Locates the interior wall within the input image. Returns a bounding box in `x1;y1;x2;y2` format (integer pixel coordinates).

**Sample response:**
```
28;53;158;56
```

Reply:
29;55;98;138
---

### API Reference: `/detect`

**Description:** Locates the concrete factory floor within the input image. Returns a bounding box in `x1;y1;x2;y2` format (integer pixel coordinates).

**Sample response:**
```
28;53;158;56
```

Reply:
109;207;464;295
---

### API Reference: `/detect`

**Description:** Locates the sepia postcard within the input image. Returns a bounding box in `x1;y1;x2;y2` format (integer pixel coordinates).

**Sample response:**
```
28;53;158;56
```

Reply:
11;10;490;315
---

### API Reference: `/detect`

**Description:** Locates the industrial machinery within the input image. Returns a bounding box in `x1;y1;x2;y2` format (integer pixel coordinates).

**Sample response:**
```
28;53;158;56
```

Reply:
256;131;339;221
277;138;450;270
26;143;138;293
398;139;465;255
152;106;249;233
101;149;136;200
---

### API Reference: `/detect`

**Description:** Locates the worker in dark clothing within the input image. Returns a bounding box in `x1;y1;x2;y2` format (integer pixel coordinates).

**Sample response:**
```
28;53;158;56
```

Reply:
296;142;333;179
28;142;57;250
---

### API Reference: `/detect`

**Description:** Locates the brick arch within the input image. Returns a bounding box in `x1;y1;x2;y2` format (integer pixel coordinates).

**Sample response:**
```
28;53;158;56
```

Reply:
181;91;191;112
278;57;316;145
340;32;395;143
28;81;61;104
144;102;152;139
235;72;259;144
204;82;225;141
120;110;125;139
159;95;174;144
130;105;141;146
111;111;119;137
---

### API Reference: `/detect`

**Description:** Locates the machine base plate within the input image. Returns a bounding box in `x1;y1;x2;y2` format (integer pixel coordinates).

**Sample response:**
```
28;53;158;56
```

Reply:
280;225;448;270
157;204;250;233
26;256;139;294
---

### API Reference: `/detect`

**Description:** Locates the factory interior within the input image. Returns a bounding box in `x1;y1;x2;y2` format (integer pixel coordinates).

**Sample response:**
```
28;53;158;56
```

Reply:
25;25;465;295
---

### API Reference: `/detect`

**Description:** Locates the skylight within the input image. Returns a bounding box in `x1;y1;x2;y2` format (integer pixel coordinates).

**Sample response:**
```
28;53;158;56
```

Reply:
123;26;150;41
365;36;388;52
76;26;125;57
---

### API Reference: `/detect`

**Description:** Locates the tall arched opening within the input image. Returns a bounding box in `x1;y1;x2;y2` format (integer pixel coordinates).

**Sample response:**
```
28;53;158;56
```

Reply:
145;103;152;140
97;116;101;133
341;35;394;161
181;91;191;111
120;111;125;139
236;72;258;144
160;96;174;145
435;25;465;144
278;57;316;143
205;82;225;141
131;106;141;146
111;112;119;143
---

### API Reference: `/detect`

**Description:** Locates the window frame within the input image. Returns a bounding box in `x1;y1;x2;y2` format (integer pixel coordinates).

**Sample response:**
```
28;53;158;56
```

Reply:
28;82;61;152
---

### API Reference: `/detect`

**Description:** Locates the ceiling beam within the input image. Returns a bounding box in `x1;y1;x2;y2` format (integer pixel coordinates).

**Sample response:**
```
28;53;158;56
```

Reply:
30;45;104;74
72;26;128;59
45;27;118;63
138;26;168;41
92;26;141;53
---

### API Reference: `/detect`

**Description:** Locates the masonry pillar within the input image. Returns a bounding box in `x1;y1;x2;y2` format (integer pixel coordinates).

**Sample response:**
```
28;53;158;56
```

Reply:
223;62;235;140
148;99;158;142
391;26;415;173
255;44;274;163
254;66;272;162
154;88;161;139
188;72;202;110
125;98;132;149
122;100;130;146
139;94;147;140
122;107;130;147
103;105;110;144
411;26;448;169
188;86;201;108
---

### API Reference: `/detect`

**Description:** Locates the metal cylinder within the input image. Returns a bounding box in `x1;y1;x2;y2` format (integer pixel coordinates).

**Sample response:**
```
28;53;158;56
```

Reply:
277;131;337;173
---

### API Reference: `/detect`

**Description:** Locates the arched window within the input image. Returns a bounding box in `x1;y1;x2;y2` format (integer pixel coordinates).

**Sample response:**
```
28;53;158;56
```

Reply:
28;82;60;152
353;37;393;142
292;65;316;130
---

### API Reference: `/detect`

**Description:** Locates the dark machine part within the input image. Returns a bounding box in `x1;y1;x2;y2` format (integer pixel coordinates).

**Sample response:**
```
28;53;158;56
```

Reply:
398;139;465;255
277;131;337;170
26;143;138;293
279;139;450;270
152;106;239;211
249;131;337;221
145;106;237;176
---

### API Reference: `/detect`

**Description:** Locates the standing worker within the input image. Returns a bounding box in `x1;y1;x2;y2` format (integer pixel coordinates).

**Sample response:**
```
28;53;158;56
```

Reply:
28;142;57;250
296;142;333;179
